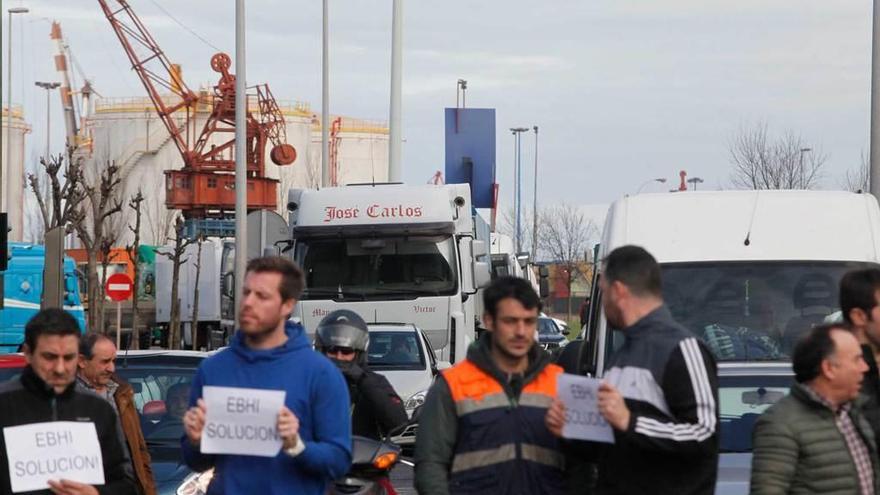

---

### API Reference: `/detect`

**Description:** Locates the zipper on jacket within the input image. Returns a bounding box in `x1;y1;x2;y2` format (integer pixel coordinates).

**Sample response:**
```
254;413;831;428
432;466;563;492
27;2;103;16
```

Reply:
50;396;58;421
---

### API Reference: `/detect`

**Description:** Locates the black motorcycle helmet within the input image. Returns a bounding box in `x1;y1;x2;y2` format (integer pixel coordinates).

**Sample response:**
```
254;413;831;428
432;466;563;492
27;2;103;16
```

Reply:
314;310;370;364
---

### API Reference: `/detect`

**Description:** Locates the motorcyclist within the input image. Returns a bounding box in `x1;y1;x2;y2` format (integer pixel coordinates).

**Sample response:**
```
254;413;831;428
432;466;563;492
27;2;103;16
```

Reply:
315;310;408;440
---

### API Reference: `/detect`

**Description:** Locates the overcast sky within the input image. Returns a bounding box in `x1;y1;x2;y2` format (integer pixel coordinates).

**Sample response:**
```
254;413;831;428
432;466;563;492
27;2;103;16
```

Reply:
2;0;873;224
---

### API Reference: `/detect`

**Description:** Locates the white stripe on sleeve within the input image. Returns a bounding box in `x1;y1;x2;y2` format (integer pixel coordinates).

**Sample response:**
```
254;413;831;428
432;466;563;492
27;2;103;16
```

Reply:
633;338;716;442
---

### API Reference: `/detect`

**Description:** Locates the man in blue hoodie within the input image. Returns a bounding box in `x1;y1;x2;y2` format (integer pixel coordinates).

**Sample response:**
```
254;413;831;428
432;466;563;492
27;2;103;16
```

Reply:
181;256;352;494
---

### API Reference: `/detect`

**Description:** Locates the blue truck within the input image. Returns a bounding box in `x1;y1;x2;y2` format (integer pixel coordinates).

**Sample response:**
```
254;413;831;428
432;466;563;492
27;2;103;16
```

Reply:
0;243;86;351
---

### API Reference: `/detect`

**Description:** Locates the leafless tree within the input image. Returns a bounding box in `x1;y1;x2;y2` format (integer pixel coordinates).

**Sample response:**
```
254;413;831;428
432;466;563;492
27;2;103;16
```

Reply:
540;203;598;322
497;207;544;260
190;234;205;350
69;161;124;332
126;191;145;349
156;216;194;350
26;148;87;237
728;123;827;190
145;201;177;245
276;170;298;221
842;151;870;193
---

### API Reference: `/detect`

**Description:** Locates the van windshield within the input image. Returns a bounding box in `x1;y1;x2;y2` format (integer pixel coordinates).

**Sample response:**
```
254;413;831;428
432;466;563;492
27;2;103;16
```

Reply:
607;261;878;362
664;261;877;360
295;235;458;300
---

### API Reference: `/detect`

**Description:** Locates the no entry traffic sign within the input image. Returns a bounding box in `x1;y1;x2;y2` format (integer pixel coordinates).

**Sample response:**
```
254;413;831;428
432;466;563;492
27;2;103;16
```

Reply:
105;273;133;302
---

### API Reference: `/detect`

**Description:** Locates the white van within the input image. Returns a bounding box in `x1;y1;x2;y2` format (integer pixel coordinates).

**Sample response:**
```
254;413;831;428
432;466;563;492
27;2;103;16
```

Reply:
580;190;880;376
578;190;880;494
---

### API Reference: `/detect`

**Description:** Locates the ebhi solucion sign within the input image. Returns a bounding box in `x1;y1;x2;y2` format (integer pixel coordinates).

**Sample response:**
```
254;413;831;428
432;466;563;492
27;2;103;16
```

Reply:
200;386;287;457
4;421;105;493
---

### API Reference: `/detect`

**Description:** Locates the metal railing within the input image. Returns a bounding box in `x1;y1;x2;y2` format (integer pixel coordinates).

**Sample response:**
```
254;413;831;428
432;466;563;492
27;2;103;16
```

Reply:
94;94;312;117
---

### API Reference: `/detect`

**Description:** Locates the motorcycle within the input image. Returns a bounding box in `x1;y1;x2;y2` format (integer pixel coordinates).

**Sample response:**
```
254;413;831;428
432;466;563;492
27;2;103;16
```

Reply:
328;412;418;495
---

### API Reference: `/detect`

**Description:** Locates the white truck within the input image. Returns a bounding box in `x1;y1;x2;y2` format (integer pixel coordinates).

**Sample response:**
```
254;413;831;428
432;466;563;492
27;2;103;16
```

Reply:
286;183;492;363
489;232;544;292
155;238;236;349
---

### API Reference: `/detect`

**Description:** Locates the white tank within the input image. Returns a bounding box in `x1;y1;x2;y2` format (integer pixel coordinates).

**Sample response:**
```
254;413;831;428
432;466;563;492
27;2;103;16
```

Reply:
305;116;390;191
82;95;387;245
1;106;31;242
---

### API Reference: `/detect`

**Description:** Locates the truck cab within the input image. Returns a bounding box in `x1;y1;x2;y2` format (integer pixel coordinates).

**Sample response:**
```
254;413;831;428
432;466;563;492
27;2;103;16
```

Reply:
287;183;491;363
1;243;85;351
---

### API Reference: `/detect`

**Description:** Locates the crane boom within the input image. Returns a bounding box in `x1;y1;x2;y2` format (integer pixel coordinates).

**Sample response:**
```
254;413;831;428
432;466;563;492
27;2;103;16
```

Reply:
97;0;297;222
50;22;79;147
96;0;197;166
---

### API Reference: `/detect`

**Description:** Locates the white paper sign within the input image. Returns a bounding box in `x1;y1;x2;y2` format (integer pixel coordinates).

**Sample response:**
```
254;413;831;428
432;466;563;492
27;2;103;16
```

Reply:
4;421;104;493
200;386;287;457
557;373;615;444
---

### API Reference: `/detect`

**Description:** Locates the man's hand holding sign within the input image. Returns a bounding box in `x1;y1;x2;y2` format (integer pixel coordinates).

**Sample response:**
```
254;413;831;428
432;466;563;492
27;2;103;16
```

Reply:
546;374;631;442
184;386;296;457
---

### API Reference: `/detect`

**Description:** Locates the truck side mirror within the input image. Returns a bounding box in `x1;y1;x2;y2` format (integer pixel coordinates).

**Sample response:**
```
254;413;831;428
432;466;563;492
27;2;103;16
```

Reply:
222;272;235;299
473;261;491;289
539;279;549;298
516;251;530;269
472;240;488;261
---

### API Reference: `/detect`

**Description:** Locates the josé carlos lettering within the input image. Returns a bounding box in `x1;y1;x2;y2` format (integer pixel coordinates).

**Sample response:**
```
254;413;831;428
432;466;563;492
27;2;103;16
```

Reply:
323;204;424;223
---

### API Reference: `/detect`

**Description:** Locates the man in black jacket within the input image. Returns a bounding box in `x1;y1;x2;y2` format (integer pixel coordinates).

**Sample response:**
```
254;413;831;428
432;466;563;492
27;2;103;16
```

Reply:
547;245;719;495
0;308;137;495
839;268;880;432
314;310;408;439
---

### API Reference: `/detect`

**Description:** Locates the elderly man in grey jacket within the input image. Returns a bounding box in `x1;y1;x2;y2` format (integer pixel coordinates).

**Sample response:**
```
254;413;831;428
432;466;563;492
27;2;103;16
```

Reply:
751;323;879;495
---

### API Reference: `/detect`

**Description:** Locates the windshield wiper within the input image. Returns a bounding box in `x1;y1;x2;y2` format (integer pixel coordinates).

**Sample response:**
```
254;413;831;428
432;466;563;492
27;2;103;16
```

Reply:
301;288;368;301
365;287;442;296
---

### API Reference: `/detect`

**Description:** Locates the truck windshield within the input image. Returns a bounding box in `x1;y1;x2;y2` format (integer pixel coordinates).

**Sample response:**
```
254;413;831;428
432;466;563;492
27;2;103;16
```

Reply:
606;261;878;362
295;235;457;299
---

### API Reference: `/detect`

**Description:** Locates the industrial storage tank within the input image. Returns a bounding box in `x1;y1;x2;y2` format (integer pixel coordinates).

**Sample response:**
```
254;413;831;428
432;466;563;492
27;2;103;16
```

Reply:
305;116;390;192
84;92;391;245
1;106;31;242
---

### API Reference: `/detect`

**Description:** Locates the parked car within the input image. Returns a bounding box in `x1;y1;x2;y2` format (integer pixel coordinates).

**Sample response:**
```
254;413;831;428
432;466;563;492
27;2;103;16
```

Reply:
114;350;208;495
366;323;449;445
715;362;793;495
537;317;569;352
0;349;208;495
0;354;26;382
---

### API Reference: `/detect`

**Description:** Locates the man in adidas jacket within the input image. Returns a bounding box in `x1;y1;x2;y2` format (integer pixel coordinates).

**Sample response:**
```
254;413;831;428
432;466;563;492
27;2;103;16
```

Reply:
547;245;719;495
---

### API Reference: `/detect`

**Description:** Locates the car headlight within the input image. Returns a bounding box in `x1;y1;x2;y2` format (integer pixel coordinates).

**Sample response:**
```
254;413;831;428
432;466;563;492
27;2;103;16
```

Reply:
405;390;427;411
177;469;214;495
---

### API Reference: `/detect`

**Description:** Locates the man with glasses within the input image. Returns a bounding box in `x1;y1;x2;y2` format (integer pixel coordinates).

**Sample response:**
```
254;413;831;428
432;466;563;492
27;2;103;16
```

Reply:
314;310;408;440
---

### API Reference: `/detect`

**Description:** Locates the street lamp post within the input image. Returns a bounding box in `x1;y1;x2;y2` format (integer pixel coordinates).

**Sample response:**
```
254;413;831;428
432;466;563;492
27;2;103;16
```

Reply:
799;147;812;189
388;0;403;182
532;125;538;257
687;177;704;191
3;6;28;218
35;82;61;159
321;0;329;187
871;0;880;197
234;0;247;323
510;127;529;253
636;178;667;194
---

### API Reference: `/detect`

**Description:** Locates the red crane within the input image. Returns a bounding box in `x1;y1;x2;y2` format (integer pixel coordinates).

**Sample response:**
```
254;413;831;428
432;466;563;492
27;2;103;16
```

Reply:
97;0;296;219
